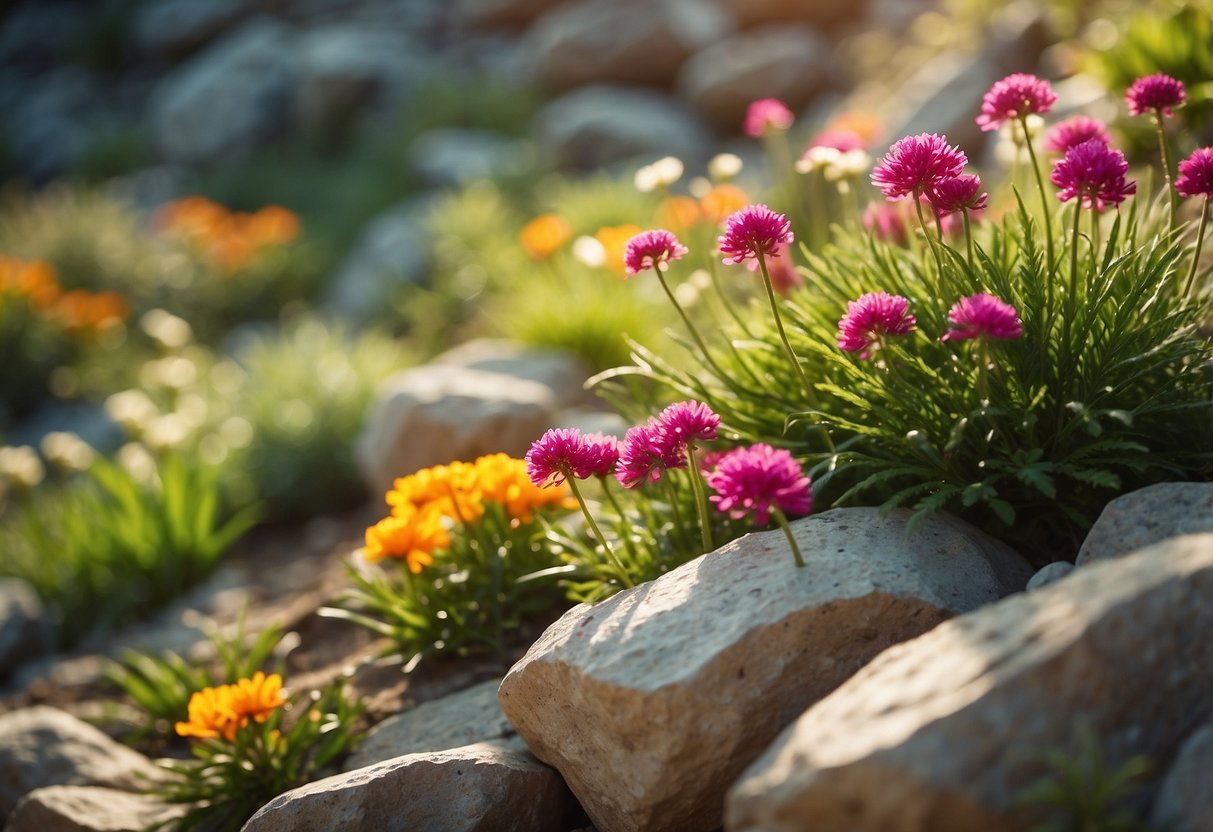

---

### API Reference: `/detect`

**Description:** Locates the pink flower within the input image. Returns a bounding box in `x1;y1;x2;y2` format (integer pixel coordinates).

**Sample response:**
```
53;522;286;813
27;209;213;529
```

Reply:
744;98;794;137
1176;147;1213;198
870;133;968;201
658;400;719;449
941;293;1023;342
615;420;683;489
863;202;909;247
928;174;988;216
526;428;600;487
809;128;865;152
976;73;1057;132
837;292;916;356
718;204;795;265
744;242;803;294
1050;139;1136;212
706;443;812;525
624;229;689;275
1125;73;1187;118
1045;115;1112;154
581;433;622;478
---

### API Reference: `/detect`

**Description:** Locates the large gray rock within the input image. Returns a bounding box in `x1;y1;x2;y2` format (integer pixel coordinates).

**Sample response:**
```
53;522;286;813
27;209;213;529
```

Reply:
149;19;296;163
1152;721;1213;832
408;129;531;188
0;578;54;681
455;0;566;28
431;339;590;408
1076;482;1213;566
533;85;713;169
0;707;164;821
676;25;834;130
6;785;182;832
133;0;253;59
243;743;569;832
725;0;866;28
498;508;1032;832
6;68;97;183
726;533;1213;832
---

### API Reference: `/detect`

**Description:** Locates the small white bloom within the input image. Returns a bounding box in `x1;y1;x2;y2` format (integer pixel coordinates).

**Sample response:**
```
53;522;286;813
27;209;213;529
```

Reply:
40;432;95;473
140;309;193;350
708;153;743;181
633;156;684;192
105;389;160;433
0;445;44;489
572;235;607;268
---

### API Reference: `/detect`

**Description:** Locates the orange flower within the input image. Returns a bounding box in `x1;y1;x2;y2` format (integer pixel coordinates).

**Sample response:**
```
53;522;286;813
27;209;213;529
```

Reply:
388;460;485;524
364;507;451;573
247;205;300;246
827;112;882;146
699;184;750;225
175;671;286;742
0;258;62;309
520;214;572;260
656;196;702;231
594;224;643;275
156;197;299;272
470;453;575;523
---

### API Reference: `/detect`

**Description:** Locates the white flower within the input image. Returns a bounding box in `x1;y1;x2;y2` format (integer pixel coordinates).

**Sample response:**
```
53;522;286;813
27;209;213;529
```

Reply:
634;156;685;192
0;445;44;489
708;153;743;181
572;235;607;268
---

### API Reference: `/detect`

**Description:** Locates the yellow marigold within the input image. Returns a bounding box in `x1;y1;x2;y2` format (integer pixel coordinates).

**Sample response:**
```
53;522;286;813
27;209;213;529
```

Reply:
656;196;702;231
520;214;572;260
594;224;643;275
387;460;485;524
175;671;286;742
364;506;450;573
470;453;575;523
699;184;750;225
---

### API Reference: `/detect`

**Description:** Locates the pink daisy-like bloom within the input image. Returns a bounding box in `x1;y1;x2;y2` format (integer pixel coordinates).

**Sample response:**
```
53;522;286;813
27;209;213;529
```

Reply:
863;202;910;247
941;293;1023;342
1045;115;1112;154
615;419;684;489
1176;147;1213;198
870;133;968;201
928;174;989;217
975;73;1057;132
657;400;719;450
744;98;794;138
837;292;916;356
624;229;689;275
718;204;795;265
526;428;598;487
706;443;812;525
1125;73;1187;118
580;432;621;479
809;128;866;152
1050;139;1137;212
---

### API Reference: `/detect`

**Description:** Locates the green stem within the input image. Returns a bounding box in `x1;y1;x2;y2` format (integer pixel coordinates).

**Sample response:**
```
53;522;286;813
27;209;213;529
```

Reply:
1062;201;1083;371
1154;109;1177;230
655;264;725;378
599;476;639;566
1021;115;1055;276
567;477;632;588
757;252;815;404
912;190;944;277
1184;196;1209;300
685;445;714;554
772;507;805;568
962;208;974;271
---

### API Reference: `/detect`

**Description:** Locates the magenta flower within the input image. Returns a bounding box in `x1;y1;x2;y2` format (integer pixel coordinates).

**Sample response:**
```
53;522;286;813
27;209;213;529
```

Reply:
870;133;968;201
941;293;1023;342
658;400;719;449
1050;139;1136;212
718;204;795;265
615;419;683;489
1126;73;1187;118
1177;147;1213;198
744;98;794;137
581;433;622;478
928;174;989;216
624;229;689;275
707;443;812;525
837;292;916;357
1045;115;1112;154
809;128;865;152
863;202;909;247
976;73;1057;132
526;428;599;487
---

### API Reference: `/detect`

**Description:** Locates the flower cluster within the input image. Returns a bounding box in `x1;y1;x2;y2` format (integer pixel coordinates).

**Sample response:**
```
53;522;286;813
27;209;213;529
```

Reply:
975;72;1056;132
1125;73;1187;118
1;256;128;335
718;204;795;265
705;444;812;525
744;98;794;137
175;671;287;743
624;229;689;275
1050;139;1136;212
1045;116;1111;154
836;292;916;356
941;293;1023;342
870;133;968;201
156;196;300;272
1176;148;1213;199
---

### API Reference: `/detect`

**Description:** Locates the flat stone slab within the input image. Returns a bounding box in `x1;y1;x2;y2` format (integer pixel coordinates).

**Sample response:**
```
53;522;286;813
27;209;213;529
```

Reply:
1076;482;1213;565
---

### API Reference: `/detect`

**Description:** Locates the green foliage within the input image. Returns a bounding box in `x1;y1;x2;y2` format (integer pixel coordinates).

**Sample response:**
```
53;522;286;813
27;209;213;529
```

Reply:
0;453;260;647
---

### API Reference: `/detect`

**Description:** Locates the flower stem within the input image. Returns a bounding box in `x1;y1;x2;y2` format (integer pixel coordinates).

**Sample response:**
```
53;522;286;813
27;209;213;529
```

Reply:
1184;195;1209;300
1154;109;1177;230
567;477;632;588
1020;115;1055;275
685;445;714;554
1062;201;1083;369
757;252;815;404
599;476;640;565
962;208;974;271
655;264;725;378
912;190;944;276
771;507;805;568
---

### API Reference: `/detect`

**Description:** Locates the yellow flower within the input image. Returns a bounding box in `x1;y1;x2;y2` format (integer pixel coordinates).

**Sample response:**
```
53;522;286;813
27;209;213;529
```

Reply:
364;507;450;573
175;671;287;742
519;214;572;260
387;461;485;524
471;453;575;523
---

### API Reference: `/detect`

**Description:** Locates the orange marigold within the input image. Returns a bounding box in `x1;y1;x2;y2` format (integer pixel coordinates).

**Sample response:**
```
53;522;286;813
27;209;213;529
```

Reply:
520;214;572;260
387;460;485;524
470;453;575;523
656;196;702;231
1;258;62;309
364;506;450;573
175;671;286;742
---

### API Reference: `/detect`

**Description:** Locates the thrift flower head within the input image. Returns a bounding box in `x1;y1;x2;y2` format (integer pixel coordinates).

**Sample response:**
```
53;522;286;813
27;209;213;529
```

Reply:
928;174;988;216
1126;73;1186;117
707;443;812;525
941;293;1023;342
863;203;909;247
1045;115;1111;154
870;133;968;200
1050;139;1136;212
976;73;1056;132
718;204;794;265
624;229;689;275
744;98;794;137
175;671;287;742
526;428;599;486
836;292;916;356
1176;147;1213;198
615;419;683;489
658;400;719;448
580;433;622;478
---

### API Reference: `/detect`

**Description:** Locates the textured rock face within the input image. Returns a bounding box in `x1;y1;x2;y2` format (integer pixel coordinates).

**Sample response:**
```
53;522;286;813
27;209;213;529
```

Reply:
0;577;54;680
431;339;590;409
499;508;1032;832
1076;482;1213;565
243;743;570;832
725;0;867;28
1025;560;1073;590
6;785;182;832
726;533;1213;832
133;0;252;58
1152;721;1213;832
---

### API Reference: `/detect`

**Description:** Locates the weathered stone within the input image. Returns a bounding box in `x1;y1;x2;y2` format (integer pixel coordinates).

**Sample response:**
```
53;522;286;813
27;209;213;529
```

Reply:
533;85;713;169
726;533;1213;832
1076;482;1213;566
355;364;559;495
499;508;1032;832
133;0;253;59
725;0;866;28
0;707;163;821
6;785;182;832
455;0;566;29
345;679;523;771
0;578;54;681
408;129;531;188
431;339;590;409
1152;721;1213;832
244;743;569;832
676;25;834;130
1025;560;1073;590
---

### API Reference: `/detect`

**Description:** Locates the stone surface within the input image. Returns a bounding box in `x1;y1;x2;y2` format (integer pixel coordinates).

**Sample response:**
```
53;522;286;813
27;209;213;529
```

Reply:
244;742;569;832
5;67;97;183
408;128;530;188
0;578;54;681
725;0;866;28
0;707;164;821
6;785;182;832
726;533;1213;832
133;0;252;58
676;24;834;130
1151;721;1213;832
1076;482;1213;566
533;85;713;169
345;678;523;771
456;0;567;29
431;339;590;409
498;508;1032;832
355;364;559;495
149;18;296;163
1025;560;1073;590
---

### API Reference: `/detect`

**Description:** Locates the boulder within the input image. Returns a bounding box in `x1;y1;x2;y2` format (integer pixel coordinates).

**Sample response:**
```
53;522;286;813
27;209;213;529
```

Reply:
408;128;531;188
133;0;253;59
455;0;567;29
726;533;1213;832
533;85;714;169
6;785;182;832
0;707;163;821
1152;721;1213;832
431;339;590;408
1025;560;1073;590
149;19;296;163
724;0;866;29
676;25;834;130
498;508;1032;832
0;578;55;681
1076;482;1213;566
345;679;523;771
243;743;570;832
